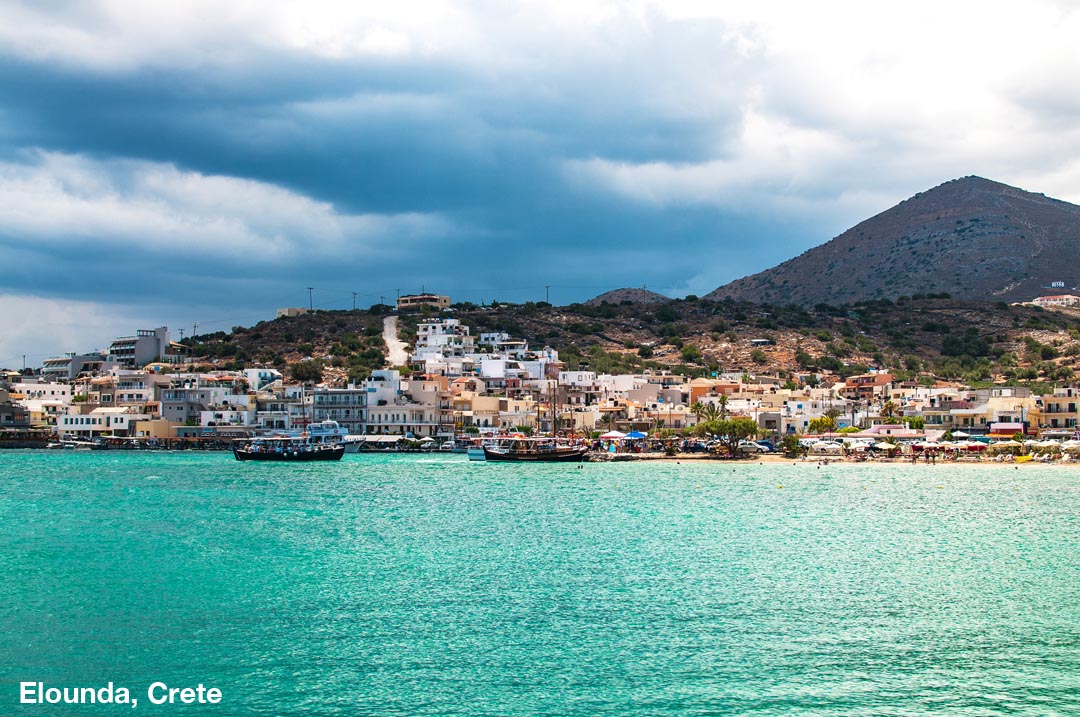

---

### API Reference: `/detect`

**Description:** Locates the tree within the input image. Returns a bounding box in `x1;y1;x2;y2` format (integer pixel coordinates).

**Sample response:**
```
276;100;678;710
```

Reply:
779;434;806;458
717;394;729;420
604;412;618;431
715;417;759;457
808;411;839;434
701;402;721;423
291;360;324;383
902;415;925;429
690;401;706;423
881;400;899;420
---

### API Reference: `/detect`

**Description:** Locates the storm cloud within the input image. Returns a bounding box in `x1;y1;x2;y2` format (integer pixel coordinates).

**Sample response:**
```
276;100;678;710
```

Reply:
2;0;1080;364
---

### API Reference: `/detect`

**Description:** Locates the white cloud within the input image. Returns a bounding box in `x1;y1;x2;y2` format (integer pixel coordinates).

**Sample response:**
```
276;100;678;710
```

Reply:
0;150;452;262
0;294;154;367
0;0;481;70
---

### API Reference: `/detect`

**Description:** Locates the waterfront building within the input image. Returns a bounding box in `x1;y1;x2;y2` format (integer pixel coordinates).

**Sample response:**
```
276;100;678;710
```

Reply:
8;381;73;428
0;388;29;428
312;385;366;435
1033;387;1080;431
56;406;146;439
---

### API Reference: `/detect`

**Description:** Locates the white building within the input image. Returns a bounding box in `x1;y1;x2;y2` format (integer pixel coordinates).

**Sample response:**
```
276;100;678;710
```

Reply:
1032;295;1080;307
57;407;145;438
415;318;475;357
107;327;171;368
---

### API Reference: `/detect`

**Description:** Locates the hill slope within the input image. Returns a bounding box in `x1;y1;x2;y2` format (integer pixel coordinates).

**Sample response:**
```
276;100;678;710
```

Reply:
586;287;670;305
181;298;1080;388
707;176;1080;305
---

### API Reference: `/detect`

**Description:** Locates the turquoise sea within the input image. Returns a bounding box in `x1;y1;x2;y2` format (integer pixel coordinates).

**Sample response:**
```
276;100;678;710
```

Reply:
2;451;1079;716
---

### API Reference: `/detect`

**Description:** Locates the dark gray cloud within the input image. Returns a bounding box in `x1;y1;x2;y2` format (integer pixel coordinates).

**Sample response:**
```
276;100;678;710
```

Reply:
3;1;1079;362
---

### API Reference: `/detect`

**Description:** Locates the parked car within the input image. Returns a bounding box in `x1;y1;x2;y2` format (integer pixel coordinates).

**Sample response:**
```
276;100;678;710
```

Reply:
737;440;769;453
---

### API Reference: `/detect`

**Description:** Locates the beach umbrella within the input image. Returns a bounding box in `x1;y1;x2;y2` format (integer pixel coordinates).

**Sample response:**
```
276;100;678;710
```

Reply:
874;442;896;450
1036;439;1062;448
625;430;648;440
599;431;626;440
962;440;987;451
952;430;971;438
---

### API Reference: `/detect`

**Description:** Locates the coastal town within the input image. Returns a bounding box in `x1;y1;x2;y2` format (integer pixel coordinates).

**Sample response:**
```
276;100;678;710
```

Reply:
3;291;1080;459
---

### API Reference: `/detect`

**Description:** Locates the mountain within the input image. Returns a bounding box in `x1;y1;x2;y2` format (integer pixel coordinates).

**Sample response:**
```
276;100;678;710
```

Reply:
586;287;670;306
707;176;1080;305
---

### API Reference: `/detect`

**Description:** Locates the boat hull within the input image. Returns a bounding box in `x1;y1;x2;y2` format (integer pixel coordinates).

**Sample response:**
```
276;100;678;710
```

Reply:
482;446;589;462
234;445;345;462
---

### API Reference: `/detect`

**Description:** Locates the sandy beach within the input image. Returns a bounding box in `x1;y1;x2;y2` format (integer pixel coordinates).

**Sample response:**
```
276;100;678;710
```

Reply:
599;452;1080;468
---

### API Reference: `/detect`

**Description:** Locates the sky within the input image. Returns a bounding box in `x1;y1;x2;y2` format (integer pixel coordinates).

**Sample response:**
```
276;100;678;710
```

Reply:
2;0;1080;367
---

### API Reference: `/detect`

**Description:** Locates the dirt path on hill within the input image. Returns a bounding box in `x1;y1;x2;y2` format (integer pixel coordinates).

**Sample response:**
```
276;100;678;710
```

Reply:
383;315;409;366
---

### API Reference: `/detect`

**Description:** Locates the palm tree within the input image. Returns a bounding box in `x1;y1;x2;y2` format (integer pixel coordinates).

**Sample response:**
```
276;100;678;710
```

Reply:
881;400;899;420
822;407;841;433
690;401;706;422
702;403;721;422
717;394;729;420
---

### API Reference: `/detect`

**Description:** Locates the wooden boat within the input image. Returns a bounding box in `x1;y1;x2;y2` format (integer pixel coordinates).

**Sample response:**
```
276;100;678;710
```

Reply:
233;435;345;461
482;437;589;462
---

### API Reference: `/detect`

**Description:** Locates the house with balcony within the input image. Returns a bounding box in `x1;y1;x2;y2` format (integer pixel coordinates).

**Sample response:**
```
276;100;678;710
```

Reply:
41;353;117;381
107;327;172;368
312;385;366;435
1033;387;1080;431
839;372;895;401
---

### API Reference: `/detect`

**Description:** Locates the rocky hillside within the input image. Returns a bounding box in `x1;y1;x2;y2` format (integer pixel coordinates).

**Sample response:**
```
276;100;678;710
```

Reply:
586;287;671;306
450;296;1080;388
181;297;1080;390
708;176;1080;305
187;309;388;385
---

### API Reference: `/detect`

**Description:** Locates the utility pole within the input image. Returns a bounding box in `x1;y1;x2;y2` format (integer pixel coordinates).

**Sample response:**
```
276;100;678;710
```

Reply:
352;292;357;311
545;285;550;304
380;295;385;308
192;322;198;340
307;287;314;311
